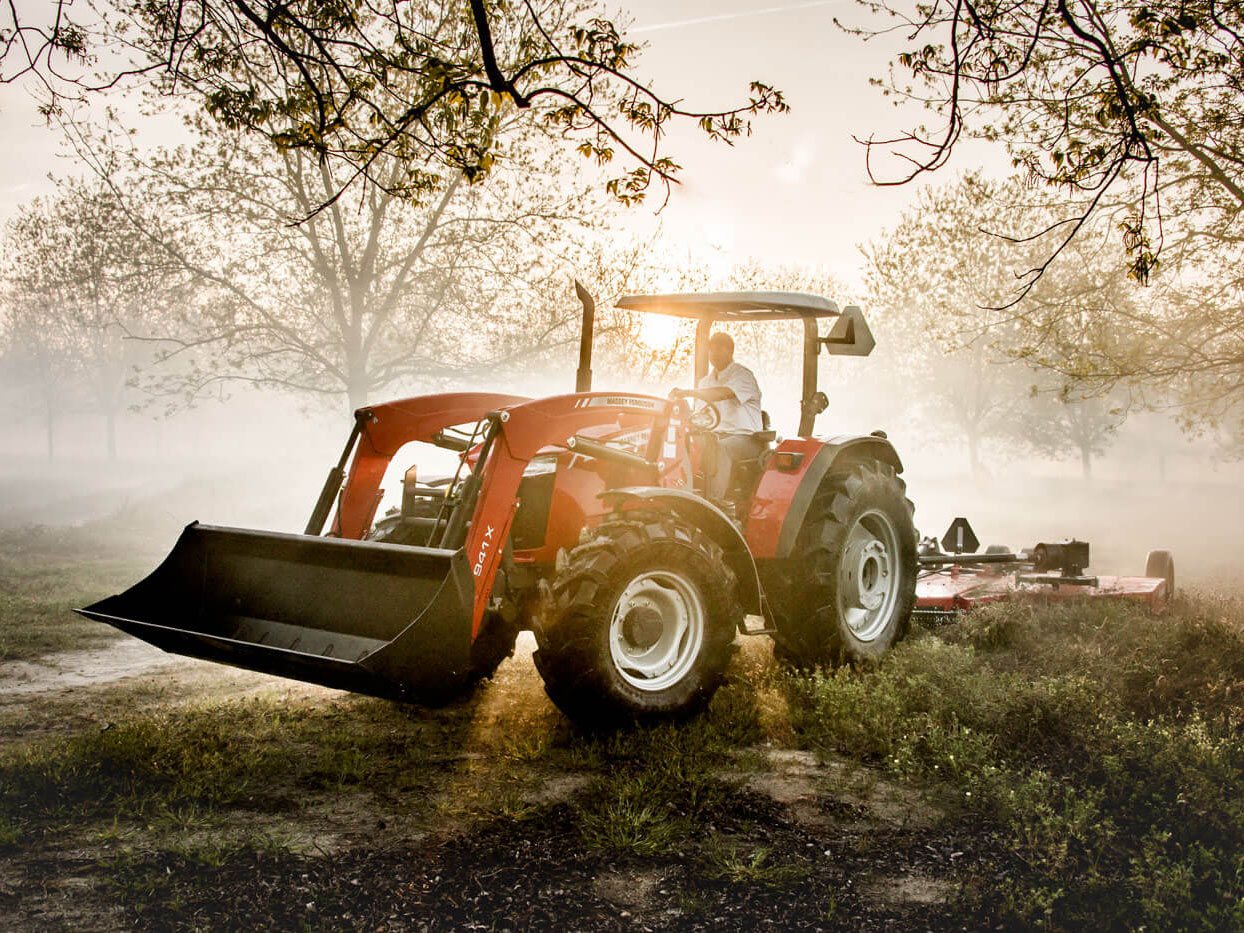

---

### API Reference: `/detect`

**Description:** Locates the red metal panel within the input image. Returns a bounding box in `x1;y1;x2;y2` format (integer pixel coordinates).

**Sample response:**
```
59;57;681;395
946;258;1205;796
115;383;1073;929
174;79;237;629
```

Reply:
916;568;1170;613
744;437;825;559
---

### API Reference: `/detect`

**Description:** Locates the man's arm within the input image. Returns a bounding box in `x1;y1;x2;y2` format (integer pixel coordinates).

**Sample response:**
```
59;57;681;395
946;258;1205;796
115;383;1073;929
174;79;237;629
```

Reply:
669;386;737;403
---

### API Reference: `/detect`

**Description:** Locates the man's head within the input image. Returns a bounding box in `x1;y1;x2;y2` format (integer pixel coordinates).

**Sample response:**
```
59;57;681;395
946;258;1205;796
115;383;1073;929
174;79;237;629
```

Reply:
707;331;735;372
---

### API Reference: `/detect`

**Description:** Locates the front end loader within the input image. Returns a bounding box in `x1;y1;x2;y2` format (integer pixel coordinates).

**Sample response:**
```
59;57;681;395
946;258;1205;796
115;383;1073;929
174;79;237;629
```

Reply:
81;288;920;723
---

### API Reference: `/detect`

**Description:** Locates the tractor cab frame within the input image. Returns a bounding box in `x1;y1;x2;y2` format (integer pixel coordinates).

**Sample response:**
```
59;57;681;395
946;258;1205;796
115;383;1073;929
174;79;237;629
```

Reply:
608;290;876;437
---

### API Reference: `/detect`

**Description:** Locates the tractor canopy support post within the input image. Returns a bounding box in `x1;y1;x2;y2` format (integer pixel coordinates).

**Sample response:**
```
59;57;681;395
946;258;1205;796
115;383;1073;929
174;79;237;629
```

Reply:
798;317;820;437
441;415;501;551
304;415;365;536
693;318;713;382
574;281;595;393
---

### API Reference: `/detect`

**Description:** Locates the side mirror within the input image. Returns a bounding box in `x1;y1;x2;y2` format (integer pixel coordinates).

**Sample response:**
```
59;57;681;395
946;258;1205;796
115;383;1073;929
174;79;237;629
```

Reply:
801;391;828;418
822;306;875;357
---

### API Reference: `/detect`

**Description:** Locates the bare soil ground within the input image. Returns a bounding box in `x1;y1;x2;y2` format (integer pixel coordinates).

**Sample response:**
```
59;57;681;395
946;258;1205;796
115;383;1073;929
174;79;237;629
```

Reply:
0;633;982;931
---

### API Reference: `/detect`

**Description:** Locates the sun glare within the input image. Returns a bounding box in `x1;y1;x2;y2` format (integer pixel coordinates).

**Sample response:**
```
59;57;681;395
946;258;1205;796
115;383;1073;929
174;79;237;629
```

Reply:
639;313;681;351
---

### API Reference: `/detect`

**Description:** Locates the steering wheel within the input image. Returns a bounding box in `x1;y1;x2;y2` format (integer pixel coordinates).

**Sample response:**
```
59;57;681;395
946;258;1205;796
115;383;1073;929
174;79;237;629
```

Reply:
688;402;721;432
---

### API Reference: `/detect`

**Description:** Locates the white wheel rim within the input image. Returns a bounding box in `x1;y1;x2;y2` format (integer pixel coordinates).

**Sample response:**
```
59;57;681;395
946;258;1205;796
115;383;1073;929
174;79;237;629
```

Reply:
837;508;901;643
608;570;706;692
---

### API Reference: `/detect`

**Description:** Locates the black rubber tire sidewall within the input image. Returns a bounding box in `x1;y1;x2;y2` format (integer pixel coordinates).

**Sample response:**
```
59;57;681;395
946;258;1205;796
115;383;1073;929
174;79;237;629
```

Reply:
772;461;918;666
534;512;740;727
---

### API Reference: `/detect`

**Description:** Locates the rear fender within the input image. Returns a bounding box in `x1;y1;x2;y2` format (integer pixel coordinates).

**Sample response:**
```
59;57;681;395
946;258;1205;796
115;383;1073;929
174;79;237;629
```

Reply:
600;487;766;619
770;435;903;560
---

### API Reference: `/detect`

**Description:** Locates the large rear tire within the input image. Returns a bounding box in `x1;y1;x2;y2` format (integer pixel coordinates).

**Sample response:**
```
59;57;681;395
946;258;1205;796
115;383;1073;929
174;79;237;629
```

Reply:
533;511;741;726
771;460;917;666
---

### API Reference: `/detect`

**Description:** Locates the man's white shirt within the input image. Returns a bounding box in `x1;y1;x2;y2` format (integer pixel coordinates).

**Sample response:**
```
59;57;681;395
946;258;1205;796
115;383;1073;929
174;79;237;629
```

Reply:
696;361;763;433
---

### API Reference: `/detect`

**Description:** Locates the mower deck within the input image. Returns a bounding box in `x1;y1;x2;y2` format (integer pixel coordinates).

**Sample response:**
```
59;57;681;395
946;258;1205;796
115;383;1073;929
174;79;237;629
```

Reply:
915;567;1170;621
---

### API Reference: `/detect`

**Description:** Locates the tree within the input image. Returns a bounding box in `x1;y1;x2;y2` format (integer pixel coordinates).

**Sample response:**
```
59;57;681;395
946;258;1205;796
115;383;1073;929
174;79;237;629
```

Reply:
1024;387;1129;478
65;100;616;411
862;173;1133;477
0;179;179;458
3;0;787;209
852;0;1244;295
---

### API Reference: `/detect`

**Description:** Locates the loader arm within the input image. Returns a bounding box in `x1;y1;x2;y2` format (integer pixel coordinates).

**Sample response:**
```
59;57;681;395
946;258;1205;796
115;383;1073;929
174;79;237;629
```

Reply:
461;392;679;635
331;392;530;539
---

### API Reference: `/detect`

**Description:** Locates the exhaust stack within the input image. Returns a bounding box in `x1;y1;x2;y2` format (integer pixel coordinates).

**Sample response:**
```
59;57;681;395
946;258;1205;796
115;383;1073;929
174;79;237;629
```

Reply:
574;280;595;393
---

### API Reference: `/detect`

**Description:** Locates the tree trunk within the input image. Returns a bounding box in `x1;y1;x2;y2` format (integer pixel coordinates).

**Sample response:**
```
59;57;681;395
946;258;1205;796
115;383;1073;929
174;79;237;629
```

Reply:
1080;444;1092;480
346;372;370;413
106;410;117;461
45;402;55;462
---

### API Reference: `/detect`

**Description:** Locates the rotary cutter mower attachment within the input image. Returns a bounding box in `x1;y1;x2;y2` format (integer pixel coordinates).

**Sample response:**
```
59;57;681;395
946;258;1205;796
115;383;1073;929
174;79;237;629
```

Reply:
913;517;1175;624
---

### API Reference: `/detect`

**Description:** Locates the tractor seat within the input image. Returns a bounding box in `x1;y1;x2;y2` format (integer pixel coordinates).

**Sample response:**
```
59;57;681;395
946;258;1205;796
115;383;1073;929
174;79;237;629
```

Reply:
750;411;777;447
724;414;777;503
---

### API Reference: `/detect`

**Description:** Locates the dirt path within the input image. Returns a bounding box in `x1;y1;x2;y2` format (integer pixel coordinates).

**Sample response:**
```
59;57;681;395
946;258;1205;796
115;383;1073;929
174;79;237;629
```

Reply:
0;639;186;697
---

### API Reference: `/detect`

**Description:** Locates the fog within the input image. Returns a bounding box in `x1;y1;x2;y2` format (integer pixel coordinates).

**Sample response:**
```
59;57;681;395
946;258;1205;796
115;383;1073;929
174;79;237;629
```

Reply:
0;323;1238;593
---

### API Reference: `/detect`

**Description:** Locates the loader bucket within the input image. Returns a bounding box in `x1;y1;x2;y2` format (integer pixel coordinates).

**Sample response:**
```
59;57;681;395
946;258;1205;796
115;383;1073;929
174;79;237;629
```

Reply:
77;523;475;699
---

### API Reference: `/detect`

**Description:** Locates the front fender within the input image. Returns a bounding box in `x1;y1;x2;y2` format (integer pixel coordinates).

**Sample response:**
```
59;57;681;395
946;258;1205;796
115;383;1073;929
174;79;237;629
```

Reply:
600;487;767;619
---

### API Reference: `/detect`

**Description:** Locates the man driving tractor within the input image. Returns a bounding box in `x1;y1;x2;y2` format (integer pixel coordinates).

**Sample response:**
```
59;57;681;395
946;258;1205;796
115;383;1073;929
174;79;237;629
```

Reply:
670;331;766;501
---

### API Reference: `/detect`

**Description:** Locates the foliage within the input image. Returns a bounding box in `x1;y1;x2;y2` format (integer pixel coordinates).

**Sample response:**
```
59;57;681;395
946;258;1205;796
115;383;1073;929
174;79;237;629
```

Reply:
46;9;634;411
786;597;1244;927
854;0;1244;289
0;179;183;456
863;172;1135;474
3;0;787;208
853;0;1244;431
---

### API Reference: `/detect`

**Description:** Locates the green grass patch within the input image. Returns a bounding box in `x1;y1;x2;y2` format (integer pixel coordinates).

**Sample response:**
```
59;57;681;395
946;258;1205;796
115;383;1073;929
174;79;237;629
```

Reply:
0;694;484;834
0;524;154;660
0;553;143;661
573;666;766;857
700;837;809;886
784;595;1244;928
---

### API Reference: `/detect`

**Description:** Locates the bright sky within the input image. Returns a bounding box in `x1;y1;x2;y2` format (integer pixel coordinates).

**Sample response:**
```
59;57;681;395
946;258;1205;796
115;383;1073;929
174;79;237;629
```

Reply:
0;0;1011;289
613;0;1009;288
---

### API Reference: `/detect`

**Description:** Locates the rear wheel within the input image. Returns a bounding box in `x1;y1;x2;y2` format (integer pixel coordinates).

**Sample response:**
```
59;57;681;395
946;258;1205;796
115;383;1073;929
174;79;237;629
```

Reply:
534;511;740;726
1145;549;1175;598
771;460;917;665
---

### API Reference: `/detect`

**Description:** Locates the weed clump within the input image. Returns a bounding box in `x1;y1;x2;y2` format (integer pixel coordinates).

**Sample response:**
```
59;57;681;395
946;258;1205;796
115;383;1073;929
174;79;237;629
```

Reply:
785;596;1244;928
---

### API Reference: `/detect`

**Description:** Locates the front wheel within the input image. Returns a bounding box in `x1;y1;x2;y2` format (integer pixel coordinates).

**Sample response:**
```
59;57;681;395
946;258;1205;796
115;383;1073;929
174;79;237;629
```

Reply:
533;511;741;726
771;460;917;666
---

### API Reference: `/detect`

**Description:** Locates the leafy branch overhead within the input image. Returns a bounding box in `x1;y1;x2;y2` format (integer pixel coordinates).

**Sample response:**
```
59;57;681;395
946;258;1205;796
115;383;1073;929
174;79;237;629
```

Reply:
850;0;1244;298
1;0;788;209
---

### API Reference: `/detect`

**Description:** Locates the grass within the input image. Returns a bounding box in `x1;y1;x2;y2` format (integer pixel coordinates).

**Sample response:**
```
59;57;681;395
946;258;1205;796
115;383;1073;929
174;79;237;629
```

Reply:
0;694;484;836
0;524;152;661
3;517;1243;928
701;838;810;886
785;595;1244;928
571;677;766;856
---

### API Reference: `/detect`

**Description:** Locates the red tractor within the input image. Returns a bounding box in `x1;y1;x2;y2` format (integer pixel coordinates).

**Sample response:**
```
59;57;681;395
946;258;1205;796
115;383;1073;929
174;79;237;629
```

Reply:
82;288;919;723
